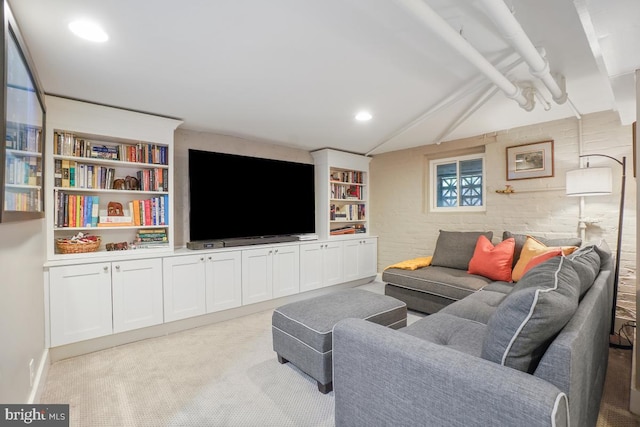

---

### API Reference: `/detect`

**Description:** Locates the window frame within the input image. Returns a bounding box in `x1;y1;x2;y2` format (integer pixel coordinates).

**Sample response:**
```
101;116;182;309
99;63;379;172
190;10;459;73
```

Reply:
429;153;486;213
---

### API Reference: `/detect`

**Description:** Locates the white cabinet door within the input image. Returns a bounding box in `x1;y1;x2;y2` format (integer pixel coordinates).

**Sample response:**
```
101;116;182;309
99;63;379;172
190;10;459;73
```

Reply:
323;241;345;286
205;251;242;313
242;247;273;305
300;241;344;292
162;255;206;322
272;245;300;298
49;263;113;346
344;238;377;281
300;243;324;292
358;238;378;278
112;258;164;333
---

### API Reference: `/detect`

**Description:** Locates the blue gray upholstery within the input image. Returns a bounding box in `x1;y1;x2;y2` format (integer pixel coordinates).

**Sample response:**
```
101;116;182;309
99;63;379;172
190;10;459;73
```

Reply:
333;242;613;427
272;288;406;393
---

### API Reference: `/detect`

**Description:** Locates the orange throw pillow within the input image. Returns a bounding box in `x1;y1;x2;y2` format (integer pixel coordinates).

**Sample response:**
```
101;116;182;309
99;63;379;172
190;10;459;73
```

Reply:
521;248;564;278
511;236;578;281
468;236;515;282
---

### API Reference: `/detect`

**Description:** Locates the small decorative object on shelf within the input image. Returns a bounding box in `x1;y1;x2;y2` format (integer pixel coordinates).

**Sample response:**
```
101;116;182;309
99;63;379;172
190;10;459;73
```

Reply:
56;232;101;254
106;241;129;251
496;185;515;194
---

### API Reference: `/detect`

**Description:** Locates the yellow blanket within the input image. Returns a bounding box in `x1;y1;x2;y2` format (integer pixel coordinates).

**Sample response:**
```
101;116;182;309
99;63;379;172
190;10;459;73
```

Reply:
384;256;432;271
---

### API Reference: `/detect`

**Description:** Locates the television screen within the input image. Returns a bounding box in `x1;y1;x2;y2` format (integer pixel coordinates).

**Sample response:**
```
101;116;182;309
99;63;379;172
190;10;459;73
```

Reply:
188;149;315;242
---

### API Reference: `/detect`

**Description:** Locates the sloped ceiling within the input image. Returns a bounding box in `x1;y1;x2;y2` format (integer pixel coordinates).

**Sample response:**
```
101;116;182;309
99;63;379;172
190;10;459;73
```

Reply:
8;0;640;155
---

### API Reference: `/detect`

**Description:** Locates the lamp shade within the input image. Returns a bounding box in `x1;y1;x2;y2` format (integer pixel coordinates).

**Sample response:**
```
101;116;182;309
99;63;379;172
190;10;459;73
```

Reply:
566;167;613;196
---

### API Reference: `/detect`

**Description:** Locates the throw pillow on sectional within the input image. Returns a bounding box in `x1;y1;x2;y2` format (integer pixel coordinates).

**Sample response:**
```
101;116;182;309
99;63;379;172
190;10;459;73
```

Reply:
502;231;582;268
481;256;580;374
467;236;515;282
511;236;579;282
431;230;494;270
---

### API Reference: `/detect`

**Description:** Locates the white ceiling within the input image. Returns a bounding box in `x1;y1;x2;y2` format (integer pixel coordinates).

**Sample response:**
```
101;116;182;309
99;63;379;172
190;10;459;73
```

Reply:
9;0;640;155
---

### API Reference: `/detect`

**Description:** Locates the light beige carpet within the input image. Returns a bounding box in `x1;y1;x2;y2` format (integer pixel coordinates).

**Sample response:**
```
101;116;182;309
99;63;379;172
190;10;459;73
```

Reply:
39;286;639;426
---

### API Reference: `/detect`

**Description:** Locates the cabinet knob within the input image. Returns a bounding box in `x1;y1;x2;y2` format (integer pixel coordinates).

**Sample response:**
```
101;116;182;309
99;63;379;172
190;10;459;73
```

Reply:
208;256;212;260
200;257;205;261
103;266;109;272
274;249;278;254
115;265;120;270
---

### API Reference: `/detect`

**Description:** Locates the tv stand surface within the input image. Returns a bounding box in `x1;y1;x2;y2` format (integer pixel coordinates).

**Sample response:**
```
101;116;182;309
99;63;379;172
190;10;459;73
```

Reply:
222;235;299;247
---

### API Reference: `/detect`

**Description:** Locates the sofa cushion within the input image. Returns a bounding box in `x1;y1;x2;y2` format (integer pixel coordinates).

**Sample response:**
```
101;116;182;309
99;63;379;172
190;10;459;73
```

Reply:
382;265;493;302
511;236;579;281
439;290;507;324
503;231;582;267
468;236;514;282
566;244;602;298
400;313;487;357
431;230;494;270
481;256;580;373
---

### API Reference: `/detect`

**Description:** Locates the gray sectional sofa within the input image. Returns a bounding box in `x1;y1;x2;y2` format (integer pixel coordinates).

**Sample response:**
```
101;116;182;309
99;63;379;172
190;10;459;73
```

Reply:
333;238;613;427
383;230;583;313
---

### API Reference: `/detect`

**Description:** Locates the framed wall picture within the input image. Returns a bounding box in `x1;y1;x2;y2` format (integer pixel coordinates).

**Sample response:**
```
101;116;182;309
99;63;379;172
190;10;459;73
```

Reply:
506;140;554;181
0;2;46;222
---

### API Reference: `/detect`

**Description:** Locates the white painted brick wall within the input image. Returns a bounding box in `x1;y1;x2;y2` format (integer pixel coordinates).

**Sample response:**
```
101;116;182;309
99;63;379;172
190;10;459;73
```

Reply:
371;111;636;321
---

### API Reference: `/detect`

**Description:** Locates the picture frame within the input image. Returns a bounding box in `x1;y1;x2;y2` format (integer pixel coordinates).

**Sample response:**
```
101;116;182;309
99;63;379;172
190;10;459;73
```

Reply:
506;140;554;181
0;3;46;222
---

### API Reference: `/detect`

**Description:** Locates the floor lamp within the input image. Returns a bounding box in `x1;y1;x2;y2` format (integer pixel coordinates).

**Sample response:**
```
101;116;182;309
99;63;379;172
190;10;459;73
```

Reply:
566;154;629;348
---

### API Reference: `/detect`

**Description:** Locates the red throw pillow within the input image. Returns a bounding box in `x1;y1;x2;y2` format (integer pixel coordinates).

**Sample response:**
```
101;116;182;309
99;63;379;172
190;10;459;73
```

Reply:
468;236;515;282
520;248;564;278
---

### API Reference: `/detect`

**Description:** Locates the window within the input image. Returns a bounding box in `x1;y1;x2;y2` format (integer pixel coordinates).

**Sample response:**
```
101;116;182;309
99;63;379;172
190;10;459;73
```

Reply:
429;154;485;212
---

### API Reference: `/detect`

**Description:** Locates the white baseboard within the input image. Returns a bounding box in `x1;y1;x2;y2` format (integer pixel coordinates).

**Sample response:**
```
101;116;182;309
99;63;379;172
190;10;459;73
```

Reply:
27;348;50;404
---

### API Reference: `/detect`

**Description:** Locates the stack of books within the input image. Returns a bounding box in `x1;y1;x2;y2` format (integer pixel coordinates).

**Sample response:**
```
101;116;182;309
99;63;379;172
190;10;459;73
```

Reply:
134;228;169;249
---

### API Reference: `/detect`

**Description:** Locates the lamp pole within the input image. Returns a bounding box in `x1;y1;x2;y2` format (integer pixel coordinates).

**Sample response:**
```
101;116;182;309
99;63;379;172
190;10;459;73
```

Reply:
578;154;625;336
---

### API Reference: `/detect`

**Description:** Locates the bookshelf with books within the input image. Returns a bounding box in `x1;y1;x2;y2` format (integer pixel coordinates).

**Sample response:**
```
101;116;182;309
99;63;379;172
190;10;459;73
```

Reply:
311;149;371;240
44;96;182;261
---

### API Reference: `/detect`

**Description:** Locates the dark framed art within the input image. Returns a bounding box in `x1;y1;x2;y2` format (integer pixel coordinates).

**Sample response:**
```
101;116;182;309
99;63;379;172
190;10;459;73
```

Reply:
506;140;554;181
0;1;46;222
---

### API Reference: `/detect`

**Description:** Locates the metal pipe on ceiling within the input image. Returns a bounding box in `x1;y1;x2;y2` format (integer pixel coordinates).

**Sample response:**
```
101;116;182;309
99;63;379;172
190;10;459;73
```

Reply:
477;0;568;105
394;0;535;112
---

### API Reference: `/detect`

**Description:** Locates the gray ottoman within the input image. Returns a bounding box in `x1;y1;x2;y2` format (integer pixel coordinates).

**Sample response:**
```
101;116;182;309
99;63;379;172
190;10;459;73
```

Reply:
272;288;407;393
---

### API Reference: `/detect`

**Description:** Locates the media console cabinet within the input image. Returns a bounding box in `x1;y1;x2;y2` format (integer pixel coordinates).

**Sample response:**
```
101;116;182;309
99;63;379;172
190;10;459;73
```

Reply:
44;236;377;360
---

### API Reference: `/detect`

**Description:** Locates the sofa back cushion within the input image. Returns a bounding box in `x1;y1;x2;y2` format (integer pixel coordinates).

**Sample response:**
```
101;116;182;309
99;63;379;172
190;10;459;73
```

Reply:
566;244;602;298
503;231;582;267
481;256;580;373
431;230;493;270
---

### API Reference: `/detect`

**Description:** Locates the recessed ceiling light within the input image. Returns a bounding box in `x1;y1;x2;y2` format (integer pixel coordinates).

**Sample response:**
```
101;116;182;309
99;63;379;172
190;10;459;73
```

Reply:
355;111;372;121
69;20;108;42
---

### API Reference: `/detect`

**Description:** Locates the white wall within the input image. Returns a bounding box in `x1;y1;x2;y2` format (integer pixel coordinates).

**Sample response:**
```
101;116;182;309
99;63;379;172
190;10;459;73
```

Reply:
0;218;46;402
370;110;636;320
173;130;313;248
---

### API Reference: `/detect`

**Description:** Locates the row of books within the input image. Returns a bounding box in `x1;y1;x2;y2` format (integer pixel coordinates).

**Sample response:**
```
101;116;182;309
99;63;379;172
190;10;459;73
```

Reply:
330;204;366;221
6;123;42;153
329;225;366;235
329;170;364;184
5;155;41;186
133;228;170;249
53;131;169;165
4;188;41;212
54;159;168;191
54;192;169;228
330;183;363;200
54;193;99;228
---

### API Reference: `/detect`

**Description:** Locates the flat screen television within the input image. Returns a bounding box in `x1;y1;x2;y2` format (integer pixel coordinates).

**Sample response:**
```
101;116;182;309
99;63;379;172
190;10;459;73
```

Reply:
188;149;315;242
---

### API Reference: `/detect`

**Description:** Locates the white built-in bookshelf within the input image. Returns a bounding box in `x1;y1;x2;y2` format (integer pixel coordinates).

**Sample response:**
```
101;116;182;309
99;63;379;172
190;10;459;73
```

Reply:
44;96;183;261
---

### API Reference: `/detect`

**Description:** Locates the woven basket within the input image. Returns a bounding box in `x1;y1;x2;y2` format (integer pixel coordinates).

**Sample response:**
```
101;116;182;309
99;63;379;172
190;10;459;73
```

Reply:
56;237;101;254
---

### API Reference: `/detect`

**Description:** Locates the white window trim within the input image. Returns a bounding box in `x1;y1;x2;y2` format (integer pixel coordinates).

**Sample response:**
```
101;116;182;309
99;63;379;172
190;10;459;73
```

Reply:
429;153;486;213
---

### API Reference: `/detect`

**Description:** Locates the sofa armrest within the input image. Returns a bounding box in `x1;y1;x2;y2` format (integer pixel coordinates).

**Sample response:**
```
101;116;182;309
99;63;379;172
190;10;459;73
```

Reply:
333;318;569;427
